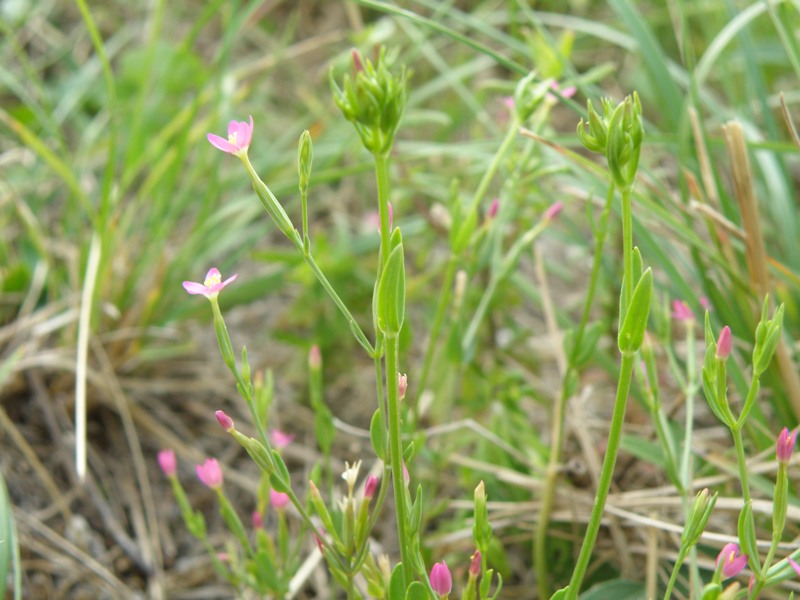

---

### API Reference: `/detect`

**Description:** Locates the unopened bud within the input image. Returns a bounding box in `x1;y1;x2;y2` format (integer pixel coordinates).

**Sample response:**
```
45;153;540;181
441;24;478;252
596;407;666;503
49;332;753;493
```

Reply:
364;475;379;500
309;344;322;370
716;326;732;360
543;201;564;221
469;550;481;577
215;410;234;432
397;372;408;400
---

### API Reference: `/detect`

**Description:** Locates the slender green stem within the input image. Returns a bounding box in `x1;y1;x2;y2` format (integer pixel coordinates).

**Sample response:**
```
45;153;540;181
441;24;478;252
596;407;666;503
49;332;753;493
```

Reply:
731;427;752;505
662;547;690;600
301;185;310;254
303;254;375;355
468;117;520;214
375;153;392;266
620;186;634;312
566;352;637;599
534;184;615;599
386;335;412;583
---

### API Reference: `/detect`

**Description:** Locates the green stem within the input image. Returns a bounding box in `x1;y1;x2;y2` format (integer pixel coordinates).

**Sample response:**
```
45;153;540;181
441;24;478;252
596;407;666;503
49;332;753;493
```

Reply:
662;547;690;600
386;335;412;583
566;352;636;599
375;153;392;266
731;427;752;505
301;185;310;254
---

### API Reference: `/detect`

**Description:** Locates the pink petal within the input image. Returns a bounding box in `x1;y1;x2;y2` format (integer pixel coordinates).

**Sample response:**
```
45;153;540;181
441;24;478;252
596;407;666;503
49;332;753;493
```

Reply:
220;273;238;287
183;281;209;295
205;267;221;280
227;120;239;137
241;115;254;148
788;557;800;577
207;133;238;154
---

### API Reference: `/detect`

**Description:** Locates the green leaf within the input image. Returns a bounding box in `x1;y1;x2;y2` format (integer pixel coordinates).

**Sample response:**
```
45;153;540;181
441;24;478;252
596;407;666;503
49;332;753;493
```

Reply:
377;242;406;338
618;268;652;354
370;409;387;461
738;501;762;576
579;579;646;599
388;562;405;600
404;581;428;600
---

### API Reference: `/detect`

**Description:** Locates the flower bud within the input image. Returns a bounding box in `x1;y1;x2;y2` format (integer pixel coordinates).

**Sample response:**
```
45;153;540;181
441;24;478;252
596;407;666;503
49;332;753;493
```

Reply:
157;449;177;477
397;372;408;400
716;326;732;360
215;410;234;432
364;475;379;500
429;561;452;597
270;488;290;510
777;427;798;464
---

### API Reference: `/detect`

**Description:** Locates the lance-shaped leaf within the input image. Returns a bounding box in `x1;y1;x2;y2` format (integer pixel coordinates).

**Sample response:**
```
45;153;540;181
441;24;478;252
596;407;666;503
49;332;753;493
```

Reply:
618;268;653;355
376;241;406;338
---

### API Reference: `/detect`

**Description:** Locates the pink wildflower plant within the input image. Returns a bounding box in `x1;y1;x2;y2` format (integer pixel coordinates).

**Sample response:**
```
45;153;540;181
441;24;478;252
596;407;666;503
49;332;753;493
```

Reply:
182;268;238;300
196;458;224;489
207;116;254;157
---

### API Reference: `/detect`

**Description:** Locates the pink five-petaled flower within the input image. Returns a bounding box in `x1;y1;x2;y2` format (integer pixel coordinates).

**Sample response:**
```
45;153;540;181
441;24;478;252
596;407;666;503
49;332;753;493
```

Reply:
270;429;295;449
270;488;290;510
716;325;732;360
671;299;694;322
182;268;238;300
157;449;177;477
207;116;254;157
777;427;798;464
429;561;452;598
716;543;748;579
196;458;224;489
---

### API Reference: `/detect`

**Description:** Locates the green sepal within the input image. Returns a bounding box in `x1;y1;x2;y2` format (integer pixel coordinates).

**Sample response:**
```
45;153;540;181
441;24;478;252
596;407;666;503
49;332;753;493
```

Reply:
272;450;291;485
369;409;387;461
403;441;415;463
376;241;406;338
617;268;652;355
773;466;789;544
407;484;423;536
700;582;722;600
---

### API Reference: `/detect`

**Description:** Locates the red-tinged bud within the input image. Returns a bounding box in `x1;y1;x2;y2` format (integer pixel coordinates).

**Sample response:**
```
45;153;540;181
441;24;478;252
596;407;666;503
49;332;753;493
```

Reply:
352;49;363;72
487;198;499;220
309;344;322;370
314;534;324;551
388;202;394;231
364;475;379;500
157;449;177;477
215;410;234;432
716;326;732;360
397;372;408;401
671;299;694;322
544;201;564;221
252;510;263;529
469;550;481;577
777;427;798;464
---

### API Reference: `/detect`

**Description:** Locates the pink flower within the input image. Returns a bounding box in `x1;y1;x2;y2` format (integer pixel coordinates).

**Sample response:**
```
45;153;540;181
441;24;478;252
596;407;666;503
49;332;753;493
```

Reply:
270;488;290;510
215;410;234;432
270;429;295;449
716;543;747;579
207;116;253;156
502;96;515;110
182;268;238;300
671;300;694;322
196;458;223;489
363;475;379;500
429;561;452;597
157;449;176;477
777;427;798;463
547;81;577;102
716;326;732;360
351;49;363;73
788;557;800;577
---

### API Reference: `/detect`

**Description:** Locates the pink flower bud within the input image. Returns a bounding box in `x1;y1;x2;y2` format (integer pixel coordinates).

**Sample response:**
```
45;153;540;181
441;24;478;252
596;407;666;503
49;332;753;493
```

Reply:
215;410;234;432
429;561;452;597
388;202;394;231
309;344;322;370
270;489;290;510
402;462;410;487
777;427;798;463
397;372;408;400
157;449;176;477
469;550;481;577
487;198;499;220
543;201;564;221
195;458;223;489
788;557;800;577
252;510;263;529
364;475;379;500
716;326;732;360
716;543;747;579
352;49;363;73
270;429;295;449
